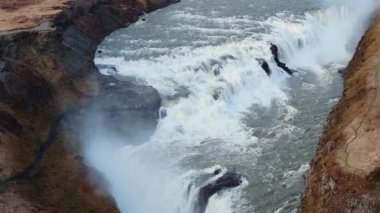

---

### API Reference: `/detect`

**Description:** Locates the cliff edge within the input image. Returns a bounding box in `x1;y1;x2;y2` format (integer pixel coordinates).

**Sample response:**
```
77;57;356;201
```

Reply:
301;13;380;212
0;0;177;212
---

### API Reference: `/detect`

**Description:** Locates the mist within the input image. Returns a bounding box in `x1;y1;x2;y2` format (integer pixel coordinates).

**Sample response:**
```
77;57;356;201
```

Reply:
266;0;380;73
81;0;380;212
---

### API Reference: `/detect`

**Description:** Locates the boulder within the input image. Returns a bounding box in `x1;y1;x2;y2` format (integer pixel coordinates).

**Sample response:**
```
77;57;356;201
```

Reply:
196;171;243;213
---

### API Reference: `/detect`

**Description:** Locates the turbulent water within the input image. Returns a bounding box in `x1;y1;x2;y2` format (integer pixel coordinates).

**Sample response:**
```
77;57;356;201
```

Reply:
87;0;379;212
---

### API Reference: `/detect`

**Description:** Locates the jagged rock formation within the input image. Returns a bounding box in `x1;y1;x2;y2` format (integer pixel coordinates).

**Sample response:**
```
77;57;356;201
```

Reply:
197;171;243;213
301;14;380;212
0;0;178;212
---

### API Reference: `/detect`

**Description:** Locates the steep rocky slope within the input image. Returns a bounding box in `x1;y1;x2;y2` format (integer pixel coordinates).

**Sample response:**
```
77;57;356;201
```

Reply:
0;0;177;212
301;13;380;212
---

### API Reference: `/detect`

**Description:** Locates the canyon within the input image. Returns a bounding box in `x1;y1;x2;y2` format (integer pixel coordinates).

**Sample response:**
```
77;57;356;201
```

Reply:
1;0;380;212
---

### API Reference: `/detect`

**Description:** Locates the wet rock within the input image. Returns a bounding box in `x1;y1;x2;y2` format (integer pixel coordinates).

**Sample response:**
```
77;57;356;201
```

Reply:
256;58;271;76
270;43;293;75
95;76;161;144
195;59;224;75
213;68;221;76
213;169;222;175
97;64;118;74
165;86;191;101
197;171;243;213
100;78;161;110
159;108;167;119
298;38;304;48
212;92;220;100
208;59;222;68
220;55;237;61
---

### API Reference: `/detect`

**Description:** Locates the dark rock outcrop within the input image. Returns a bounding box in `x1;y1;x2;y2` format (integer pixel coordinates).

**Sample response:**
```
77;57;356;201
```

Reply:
270;43;293;75
196;171;243;213
256;58;271;76
95;77;161;144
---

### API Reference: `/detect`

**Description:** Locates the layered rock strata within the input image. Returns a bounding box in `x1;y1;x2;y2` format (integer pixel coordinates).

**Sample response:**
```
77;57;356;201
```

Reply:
301;14;380;212
0;0;177;212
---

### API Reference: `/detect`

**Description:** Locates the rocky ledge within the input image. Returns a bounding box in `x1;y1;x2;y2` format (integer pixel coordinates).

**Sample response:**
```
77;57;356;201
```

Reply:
301;13;380;211
0;0;177;212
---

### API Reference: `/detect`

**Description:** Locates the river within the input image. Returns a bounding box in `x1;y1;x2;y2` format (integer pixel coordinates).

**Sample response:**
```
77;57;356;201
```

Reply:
88;0;377;212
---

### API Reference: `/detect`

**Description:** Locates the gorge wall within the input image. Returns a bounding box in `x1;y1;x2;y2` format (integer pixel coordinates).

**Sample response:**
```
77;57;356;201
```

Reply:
301;13;380;212
0;0;177;212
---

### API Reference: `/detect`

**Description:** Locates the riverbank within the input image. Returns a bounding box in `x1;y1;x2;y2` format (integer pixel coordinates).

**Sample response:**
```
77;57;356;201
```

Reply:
0;0;176;212
301;13;380;211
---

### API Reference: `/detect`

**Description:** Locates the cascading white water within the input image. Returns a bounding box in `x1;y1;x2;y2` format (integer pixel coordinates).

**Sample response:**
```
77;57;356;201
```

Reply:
265;0;378;73
84;0;380;212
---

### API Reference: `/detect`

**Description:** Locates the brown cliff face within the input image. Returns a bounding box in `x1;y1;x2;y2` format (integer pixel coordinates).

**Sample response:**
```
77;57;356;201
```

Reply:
301;14;380;212
0;0;177;212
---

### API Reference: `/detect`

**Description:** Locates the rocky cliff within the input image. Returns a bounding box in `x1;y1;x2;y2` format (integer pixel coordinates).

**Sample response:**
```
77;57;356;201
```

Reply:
0;0;177;212
301;13;380;212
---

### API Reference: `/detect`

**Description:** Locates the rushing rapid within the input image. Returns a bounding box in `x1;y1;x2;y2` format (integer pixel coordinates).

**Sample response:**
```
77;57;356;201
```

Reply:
86;0;379;212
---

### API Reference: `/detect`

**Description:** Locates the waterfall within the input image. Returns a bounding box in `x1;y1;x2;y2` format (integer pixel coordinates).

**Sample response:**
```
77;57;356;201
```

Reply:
83;0;380;212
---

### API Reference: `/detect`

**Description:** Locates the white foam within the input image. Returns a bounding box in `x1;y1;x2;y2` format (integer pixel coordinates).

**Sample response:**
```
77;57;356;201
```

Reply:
96;38;289;146
87;1;379;212
264;0;380;74
171;11;254;25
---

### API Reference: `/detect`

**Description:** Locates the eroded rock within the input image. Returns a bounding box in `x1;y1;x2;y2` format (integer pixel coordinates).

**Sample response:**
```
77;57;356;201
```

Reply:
196;171;243;213
0;0;177;212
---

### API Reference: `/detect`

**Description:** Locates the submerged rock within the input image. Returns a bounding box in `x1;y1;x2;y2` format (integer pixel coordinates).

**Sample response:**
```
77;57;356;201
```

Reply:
165;86;191;101
220;54;237;61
